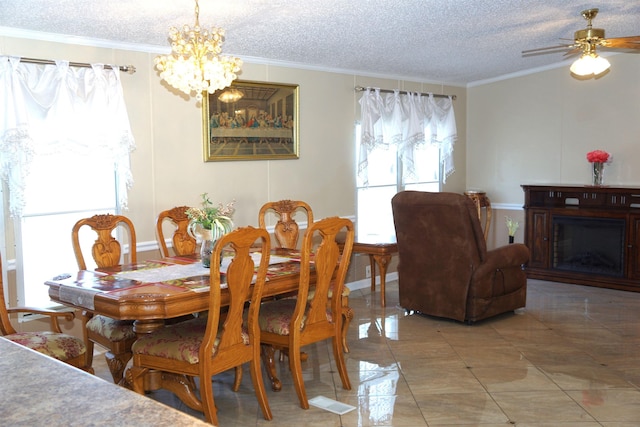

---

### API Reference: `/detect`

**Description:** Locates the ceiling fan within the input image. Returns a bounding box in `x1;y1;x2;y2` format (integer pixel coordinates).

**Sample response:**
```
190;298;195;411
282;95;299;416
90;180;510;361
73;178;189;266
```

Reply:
522;8;640;77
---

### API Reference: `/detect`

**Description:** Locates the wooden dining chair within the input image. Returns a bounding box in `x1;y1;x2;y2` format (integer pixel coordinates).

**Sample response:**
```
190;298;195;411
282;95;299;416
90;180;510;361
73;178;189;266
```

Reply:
259;200;353;353
129;226;273;425
258;216;354;409
0;252;90;371
156;206;197;257
71;213;138;383
258;199;314;249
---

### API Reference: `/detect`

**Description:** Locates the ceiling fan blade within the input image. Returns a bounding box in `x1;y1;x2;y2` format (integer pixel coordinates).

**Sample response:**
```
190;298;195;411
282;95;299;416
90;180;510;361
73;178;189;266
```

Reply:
603;41;640;49
605;35;640;42
563;47;582;57
601;37;640;49
521;44;573;55
523;10;640;61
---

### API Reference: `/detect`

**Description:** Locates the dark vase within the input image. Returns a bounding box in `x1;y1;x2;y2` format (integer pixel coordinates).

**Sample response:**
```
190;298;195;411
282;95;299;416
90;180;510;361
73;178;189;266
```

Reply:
508;235;514;244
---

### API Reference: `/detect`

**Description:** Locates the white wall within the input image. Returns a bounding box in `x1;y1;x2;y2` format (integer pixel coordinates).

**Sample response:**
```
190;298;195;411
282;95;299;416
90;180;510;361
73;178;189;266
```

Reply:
467;53;640;206
0;35;466;255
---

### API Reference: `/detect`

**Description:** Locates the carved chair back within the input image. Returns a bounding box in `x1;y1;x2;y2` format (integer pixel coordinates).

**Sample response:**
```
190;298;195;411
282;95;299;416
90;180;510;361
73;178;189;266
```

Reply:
258;200;313;249
72;214;137;270
156;206;197;257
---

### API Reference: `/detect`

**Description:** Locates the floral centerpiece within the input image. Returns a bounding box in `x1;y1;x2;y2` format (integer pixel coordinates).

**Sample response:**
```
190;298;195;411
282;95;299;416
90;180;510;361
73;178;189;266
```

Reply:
186;193;235;267
586;150;611;186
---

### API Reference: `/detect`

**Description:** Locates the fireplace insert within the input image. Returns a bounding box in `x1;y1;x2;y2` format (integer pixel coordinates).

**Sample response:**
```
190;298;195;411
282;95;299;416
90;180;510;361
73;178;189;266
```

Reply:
552;216;625;277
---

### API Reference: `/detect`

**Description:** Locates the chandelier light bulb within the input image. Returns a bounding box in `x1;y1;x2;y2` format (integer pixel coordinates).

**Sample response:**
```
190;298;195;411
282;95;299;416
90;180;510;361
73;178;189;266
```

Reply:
155;0;242;101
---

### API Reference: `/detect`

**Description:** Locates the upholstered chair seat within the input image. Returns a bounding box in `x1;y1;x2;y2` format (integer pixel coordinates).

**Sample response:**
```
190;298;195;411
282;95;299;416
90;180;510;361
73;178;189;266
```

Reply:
5;331;86;363
308;284;349;300
86;315;136;342
259;299;335;335
0;250;90;371
0;251;93;373
132;317;249;364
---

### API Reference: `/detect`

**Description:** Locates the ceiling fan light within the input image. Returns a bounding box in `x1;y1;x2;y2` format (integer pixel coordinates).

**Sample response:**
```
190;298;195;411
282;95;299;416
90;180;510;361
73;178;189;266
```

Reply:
570;54;610;77
592;55;611;75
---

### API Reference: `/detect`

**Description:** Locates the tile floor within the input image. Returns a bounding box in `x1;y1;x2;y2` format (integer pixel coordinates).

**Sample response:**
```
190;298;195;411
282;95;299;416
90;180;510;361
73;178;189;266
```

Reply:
93;279;640;426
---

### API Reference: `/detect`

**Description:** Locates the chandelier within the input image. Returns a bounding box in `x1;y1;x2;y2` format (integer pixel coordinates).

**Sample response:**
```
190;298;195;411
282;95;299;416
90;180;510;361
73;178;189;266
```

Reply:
154;0;242;102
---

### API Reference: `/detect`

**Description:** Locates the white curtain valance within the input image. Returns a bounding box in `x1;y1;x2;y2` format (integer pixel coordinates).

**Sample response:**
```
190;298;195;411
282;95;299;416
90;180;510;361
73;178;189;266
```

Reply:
0;56;135;217
358;88;457;186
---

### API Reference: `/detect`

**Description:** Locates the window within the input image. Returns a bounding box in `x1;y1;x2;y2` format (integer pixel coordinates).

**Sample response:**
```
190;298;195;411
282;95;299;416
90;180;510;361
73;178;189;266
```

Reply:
16;152;119;308
355;124;440;239
0;59;135;311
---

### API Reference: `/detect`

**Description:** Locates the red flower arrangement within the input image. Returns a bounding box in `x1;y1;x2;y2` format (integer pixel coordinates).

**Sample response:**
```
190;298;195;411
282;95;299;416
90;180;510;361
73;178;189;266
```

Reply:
586;150;610;163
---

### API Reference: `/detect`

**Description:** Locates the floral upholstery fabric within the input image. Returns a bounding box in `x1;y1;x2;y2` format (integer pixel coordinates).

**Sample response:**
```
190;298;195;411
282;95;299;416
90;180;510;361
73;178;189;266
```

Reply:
131;317;249;364
307;283;349;300
5;331;86;361
86;315;136;341
258;299;332;335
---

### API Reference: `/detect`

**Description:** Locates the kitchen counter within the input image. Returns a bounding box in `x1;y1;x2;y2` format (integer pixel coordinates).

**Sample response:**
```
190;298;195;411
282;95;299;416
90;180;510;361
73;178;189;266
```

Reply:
0;337;209;426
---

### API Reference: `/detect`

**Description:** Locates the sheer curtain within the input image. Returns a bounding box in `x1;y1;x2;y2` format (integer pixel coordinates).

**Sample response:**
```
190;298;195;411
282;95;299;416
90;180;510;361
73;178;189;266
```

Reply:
358;88;457;186
0;56;135;217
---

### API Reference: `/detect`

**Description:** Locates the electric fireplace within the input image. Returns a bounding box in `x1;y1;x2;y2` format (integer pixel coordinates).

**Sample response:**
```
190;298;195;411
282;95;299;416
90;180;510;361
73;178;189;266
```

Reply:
551;216;625;277
522;184;640;292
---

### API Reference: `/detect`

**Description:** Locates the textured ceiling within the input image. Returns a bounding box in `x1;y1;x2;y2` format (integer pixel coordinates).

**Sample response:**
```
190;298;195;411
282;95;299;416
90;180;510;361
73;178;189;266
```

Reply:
0;0;639;86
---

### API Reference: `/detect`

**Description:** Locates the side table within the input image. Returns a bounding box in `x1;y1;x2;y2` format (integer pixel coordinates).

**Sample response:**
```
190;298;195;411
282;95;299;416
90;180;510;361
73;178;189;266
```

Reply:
464;190;492;241
352;237;398;307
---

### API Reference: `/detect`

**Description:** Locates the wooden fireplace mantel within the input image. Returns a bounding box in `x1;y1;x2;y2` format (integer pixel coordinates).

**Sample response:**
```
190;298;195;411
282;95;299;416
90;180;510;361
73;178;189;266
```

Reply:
522;184;640;292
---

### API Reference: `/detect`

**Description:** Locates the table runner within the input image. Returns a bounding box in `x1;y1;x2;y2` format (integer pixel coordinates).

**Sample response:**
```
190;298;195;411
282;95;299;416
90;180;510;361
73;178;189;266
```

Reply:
114;253;295;283
115;263;210;282
59;285;100;310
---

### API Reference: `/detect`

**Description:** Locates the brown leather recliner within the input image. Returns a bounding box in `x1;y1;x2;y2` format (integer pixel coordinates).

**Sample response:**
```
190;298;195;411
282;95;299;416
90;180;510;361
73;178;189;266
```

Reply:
391;191;530;323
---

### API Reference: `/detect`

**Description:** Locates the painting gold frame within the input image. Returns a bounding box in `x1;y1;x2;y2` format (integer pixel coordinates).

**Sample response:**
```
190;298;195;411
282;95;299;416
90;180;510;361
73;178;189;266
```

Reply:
202;80;299;161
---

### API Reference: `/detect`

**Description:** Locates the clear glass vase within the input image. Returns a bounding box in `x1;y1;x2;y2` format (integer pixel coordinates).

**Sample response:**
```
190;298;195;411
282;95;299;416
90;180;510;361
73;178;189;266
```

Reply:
198;227;224;268
592;162;605;186
199;228;215;268
189;223;231;268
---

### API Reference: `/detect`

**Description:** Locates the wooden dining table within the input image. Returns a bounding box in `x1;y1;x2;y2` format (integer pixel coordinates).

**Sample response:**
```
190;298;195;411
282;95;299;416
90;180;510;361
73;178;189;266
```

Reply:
44;248;310;407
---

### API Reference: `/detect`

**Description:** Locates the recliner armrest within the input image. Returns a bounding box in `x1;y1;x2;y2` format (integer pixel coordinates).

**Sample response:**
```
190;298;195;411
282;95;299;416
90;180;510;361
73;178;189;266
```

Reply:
475;243;530;277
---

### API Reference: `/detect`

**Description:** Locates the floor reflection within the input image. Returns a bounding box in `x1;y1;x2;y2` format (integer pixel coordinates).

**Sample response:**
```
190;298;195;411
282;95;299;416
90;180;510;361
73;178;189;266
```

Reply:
93;279;640;426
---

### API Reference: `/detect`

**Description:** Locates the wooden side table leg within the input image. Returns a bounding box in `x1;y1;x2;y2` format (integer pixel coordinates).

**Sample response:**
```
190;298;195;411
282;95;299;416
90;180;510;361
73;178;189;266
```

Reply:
368;254;376;292
373;254;392;307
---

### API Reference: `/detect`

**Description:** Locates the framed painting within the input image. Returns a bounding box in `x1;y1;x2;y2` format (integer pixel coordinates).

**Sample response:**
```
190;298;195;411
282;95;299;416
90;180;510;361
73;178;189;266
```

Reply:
202;80;299;161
